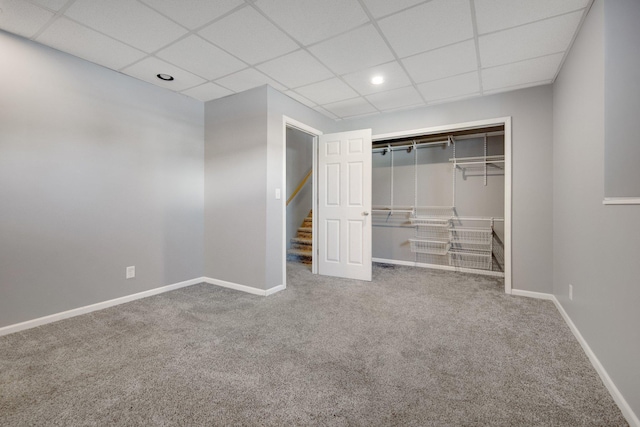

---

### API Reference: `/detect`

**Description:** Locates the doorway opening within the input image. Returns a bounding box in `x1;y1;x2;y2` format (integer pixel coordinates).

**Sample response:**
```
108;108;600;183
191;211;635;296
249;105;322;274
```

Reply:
282;117;322;285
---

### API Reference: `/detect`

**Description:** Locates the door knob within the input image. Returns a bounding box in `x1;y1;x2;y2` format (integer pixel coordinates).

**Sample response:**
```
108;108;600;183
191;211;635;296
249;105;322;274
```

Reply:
363;211;369;216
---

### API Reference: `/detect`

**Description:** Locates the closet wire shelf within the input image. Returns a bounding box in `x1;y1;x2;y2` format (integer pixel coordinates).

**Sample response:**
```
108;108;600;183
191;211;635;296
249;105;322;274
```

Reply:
448;251;492;270
409;239;451;256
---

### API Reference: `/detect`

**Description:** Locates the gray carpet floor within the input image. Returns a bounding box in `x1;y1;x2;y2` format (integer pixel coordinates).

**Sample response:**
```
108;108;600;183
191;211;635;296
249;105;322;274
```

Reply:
0;262;627;426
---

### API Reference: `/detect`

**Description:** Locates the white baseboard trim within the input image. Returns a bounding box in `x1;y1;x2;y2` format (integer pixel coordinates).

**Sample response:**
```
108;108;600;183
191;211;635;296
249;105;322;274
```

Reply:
511;289;639;427
0;277;206;337
203;277;285;297
510;289;555;300
372;257;505;278
551;297;640;427
265;284;286;296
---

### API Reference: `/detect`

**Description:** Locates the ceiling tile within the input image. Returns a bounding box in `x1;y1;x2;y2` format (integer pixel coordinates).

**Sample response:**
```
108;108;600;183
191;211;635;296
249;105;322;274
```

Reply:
366;86;423;111
254;0;369;45
0;0;54;38
139;0;244;30
295;78;359;105
156;35;246;80
402;40;477;84
483;80;553;96
64;0;188;53
199;6;298;65
121;56;206;91
256;50;333;88
479;11;583;68
283;90;316;108
475;0;590;34
37;17;146;70
214;68;286;93
482;53;563;91
360;0;425;19
378;0;473;58
342;61;412;96
30;0;69;11
322;96;376;118
417;71;479;102
181;82;233;102
308;24;394;75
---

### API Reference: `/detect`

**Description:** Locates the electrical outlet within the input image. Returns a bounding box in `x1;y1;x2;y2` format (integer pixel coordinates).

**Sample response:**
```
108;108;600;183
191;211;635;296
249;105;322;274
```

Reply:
126;266;135;279
569;284;573;301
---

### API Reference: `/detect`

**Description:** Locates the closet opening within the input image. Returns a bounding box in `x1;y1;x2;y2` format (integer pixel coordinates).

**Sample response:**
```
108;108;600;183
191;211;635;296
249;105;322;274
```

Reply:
371;118;511;292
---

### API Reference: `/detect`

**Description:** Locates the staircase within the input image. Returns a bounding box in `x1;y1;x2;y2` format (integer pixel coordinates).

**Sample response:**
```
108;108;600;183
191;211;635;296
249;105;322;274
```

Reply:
287;210;312;264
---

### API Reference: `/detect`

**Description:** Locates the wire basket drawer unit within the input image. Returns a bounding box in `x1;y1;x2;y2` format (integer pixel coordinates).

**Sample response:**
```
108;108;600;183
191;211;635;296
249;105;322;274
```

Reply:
449;227;493;252
411;218;450;240
416;252;449;266
448;250;492;270
409;239;451;256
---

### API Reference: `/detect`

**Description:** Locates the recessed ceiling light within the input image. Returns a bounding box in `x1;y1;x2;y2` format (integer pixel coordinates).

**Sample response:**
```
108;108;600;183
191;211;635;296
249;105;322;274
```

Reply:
157;73;174;81
371;75;384;85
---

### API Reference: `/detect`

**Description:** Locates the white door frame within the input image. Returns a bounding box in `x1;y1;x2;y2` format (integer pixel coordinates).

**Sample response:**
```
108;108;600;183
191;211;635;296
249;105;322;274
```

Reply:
373;117;513;294
282;116;322;285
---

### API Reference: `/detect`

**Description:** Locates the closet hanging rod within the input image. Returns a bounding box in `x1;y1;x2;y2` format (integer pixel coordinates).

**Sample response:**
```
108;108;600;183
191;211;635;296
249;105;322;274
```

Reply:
372;130;505;151
372;139;449;153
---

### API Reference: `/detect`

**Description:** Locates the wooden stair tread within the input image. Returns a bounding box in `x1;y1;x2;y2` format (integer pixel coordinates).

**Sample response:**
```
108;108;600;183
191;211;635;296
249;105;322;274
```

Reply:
288;248;312;256
291;237;312;244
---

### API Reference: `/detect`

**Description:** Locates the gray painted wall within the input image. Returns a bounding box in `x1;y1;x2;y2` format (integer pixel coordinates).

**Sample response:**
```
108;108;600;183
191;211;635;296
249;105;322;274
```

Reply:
0;31;204;328
604;0;640;197
204;86;268;289
340;86;554;293
553;0;640;417
286;127;313;251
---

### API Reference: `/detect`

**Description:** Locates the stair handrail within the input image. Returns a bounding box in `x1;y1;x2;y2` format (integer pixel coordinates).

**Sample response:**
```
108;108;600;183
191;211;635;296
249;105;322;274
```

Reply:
286;168;312;206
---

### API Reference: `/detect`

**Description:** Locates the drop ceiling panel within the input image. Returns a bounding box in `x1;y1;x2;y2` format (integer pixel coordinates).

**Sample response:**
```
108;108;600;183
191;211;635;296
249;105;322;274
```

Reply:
256;50;333;89
322;97;377;118
181;82;234;102
361;0;426;19
156;35;246;80
417;71;479;102
30;0;69;11
378;0;473;58
308;25;394;75
254;0;369;45
199;6;298;65
138;0;244;30
214;68;286;93
366;86;423;111
479;11;583;68
37;17;146;71
0;0;54;38
474;0;589;34
402;40;477;84
482;53;563;91
122;56;206;91
342;61;412;96
295;78;359;105
64;0;188;53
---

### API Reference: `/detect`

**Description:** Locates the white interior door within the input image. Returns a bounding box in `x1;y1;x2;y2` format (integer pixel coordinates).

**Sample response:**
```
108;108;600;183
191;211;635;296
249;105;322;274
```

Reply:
318;129;372;281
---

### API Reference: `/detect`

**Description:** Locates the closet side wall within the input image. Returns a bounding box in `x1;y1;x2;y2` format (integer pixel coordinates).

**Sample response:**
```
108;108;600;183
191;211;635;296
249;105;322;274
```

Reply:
340;86;554;293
